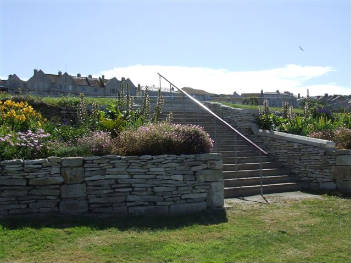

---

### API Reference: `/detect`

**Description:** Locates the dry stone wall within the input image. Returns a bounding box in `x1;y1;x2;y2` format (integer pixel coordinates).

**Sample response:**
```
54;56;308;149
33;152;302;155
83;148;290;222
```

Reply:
0;153;223;217
206;102;351;195
255;130;350;194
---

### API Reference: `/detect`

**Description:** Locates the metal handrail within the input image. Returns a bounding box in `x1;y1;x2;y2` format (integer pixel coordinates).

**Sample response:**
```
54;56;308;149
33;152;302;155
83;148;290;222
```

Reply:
157;73;268;156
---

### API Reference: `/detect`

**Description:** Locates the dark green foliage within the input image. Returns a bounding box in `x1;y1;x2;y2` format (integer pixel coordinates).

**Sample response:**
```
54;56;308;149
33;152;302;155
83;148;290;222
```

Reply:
243;96;259;105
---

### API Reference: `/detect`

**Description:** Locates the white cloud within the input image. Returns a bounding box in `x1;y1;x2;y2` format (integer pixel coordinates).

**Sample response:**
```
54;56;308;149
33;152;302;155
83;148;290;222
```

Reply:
99;64;349;96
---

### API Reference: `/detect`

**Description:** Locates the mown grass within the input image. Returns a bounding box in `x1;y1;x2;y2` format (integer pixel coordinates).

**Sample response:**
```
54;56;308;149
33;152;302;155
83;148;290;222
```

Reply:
0;195;349;262
219;101;304;114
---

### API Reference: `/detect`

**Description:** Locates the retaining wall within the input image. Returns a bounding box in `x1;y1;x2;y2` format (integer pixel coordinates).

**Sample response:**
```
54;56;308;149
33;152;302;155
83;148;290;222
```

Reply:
206;102;351;195
0;153;223;217
257;130;350;194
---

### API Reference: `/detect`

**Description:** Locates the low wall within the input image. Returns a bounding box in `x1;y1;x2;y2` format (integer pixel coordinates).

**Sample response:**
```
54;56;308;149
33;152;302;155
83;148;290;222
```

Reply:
204;102;259;134
0;153;223;217
206;102;350;195
257;130;351;194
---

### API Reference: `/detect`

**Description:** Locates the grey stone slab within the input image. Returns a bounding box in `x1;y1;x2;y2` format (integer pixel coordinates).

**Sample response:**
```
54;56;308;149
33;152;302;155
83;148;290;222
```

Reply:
61;157;83;167
336;155;351;166
169;202;207;215
128;205;168;216
59;199;88;214
196;170;222;182
29;177;63;185
182;193;207;199
61;167;84;184
0;178;26;186
208;182;224;208
61;184;86;198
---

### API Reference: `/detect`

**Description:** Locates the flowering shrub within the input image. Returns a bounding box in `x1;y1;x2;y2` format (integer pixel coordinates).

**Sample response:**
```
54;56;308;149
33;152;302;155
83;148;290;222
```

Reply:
0;100;46;131
334;128;351;149
113;122;214;155
0;129;51;160
77;131;113;155
308;130;335;141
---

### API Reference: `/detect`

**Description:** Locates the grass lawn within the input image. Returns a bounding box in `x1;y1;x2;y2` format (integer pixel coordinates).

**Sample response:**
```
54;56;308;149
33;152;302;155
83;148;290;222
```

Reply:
0;195;349;262
218;101;304;114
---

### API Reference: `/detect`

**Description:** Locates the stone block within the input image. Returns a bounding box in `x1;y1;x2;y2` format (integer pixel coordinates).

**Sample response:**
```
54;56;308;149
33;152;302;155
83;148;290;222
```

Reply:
59;199;88;214
196;170;222;182
169;202;207;215
127;195;162;202
61;167;84;184
61;157;83;167
336;179;351;195
89;195;125;203
333;166;351;179
61;184;86;198
29;177;63;185
182;193;207;199
320;182;336;191
128;205;168;216
29;188;60;196
1;159;23;166
208;182;224;208
170;175;183;181
0;178;26;186
1;189;28;197
105;174;130;179
153;186;176;192
29;200;59;209
336;155;351;166
207;160;223;169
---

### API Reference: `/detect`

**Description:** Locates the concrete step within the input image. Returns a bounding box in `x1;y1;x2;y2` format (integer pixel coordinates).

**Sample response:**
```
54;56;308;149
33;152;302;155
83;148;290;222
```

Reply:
223;168;286;179
222;156;272;164
224;175;292;187
223;162;280;171
224;182;299;198
214;145;255;151
218;151;263;157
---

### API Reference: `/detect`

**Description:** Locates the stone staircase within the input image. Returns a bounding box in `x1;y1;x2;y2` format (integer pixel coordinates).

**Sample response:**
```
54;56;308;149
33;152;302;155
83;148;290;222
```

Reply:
162;111;299;198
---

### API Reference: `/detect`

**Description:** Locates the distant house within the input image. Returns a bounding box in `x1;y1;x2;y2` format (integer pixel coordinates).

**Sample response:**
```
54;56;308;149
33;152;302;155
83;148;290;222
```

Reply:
312;94;351;112
0;79;6;92
241;90;298;107
3;69;137;97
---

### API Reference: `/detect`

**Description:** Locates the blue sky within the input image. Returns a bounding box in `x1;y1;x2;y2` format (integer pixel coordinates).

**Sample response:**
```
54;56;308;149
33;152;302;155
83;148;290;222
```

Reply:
0;0;349;95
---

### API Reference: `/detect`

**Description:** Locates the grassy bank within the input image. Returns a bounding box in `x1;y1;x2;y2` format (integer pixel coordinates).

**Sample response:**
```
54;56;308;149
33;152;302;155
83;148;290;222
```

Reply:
219;101;304;114
0;195;349;262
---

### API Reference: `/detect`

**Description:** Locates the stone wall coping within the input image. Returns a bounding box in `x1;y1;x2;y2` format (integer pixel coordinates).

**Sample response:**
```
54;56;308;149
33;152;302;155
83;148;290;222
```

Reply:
0;153;221;165
257;129;336;149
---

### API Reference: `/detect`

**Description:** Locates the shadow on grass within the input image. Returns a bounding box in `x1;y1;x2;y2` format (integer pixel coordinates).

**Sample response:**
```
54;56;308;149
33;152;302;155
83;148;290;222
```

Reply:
0;209;228;231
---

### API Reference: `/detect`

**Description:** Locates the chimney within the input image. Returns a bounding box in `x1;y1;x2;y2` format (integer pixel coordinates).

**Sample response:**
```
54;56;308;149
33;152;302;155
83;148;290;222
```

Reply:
276;90;280;94
58;71;62;76
34;69;38;75
324;93;328;97
122;77;125;81
261;89;263;95
88;74;92;78
298;93;300;99
77;73;81;77
102;75;105;81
